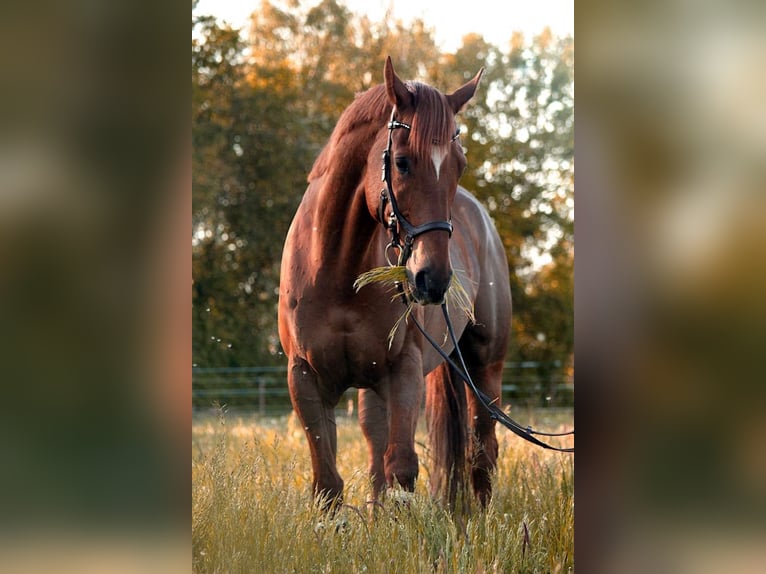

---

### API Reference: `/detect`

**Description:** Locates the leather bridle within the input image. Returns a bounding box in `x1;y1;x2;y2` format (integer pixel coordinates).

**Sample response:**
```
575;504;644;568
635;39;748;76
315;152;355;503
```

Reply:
378;108;454;266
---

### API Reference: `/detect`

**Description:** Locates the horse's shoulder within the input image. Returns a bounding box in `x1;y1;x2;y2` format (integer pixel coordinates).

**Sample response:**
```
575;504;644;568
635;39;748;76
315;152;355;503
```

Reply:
455;186;489;220
454;184;479;204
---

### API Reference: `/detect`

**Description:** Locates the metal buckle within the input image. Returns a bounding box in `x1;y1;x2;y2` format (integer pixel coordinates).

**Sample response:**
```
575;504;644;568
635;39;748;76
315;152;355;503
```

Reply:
385;241;401;267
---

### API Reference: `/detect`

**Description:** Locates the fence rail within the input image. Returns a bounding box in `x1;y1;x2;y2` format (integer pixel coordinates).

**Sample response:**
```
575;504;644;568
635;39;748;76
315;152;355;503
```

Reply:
192;362;573;414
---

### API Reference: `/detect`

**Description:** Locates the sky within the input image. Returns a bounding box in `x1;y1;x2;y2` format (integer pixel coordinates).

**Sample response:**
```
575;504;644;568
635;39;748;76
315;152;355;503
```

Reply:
194;0;573;52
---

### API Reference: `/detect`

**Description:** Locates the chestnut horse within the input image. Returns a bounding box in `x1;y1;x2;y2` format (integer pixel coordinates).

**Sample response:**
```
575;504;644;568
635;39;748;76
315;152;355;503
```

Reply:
278;57;511;508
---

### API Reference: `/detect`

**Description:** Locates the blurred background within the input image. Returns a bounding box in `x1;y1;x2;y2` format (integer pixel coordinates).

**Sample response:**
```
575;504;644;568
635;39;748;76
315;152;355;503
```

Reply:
576;0;766;572
0;0;188;572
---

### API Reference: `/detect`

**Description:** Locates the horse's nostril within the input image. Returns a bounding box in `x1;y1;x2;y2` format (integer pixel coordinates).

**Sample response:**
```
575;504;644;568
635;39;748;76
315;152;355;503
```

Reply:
414;269;429;296
414;268;450;303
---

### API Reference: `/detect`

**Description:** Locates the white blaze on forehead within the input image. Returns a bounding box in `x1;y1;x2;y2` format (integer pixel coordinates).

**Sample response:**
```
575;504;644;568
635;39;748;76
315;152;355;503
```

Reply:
431;145;448;180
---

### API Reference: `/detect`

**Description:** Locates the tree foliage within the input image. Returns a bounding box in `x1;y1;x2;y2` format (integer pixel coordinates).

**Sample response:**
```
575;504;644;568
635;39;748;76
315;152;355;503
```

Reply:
192;0;574;392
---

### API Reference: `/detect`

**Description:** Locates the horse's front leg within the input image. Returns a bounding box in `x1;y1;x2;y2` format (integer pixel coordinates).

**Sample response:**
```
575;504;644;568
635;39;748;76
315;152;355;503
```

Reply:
383;353;425;492
287;357;343;506
358;387;388;499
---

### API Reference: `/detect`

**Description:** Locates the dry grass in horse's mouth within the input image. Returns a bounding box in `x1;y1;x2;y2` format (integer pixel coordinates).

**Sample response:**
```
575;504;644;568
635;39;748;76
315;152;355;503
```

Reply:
353;265;476;347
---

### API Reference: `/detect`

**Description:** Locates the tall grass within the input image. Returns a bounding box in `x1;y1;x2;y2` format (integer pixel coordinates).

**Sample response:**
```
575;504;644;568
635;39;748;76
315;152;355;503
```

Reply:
192;408;573;573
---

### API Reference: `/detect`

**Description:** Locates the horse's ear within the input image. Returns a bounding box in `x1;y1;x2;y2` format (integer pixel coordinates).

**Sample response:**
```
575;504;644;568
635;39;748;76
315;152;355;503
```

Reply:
384;56;412;109
446;68;485;114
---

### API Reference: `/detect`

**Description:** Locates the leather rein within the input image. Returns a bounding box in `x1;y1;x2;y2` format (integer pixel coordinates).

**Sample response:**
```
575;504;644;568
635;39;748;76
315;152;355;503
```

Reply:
377;109;574;454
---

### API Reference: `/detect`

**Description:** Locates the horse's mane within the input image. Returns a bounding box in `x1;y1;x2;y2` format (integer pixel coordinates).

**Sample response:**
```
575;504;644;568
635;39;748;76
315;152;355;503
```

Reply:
308;82;456;182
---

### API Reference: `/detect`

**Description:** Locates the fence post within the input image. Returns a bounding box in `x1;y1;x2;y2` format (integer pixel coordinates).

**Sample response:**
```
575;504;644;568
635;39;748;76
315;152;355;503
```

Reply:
259;377;266;416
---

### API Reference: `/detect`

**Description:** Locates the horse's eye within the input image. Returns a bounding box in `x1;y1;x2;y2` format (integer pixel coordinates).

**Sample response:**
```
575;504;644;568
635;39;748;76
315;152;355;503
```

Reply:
394;156;410;174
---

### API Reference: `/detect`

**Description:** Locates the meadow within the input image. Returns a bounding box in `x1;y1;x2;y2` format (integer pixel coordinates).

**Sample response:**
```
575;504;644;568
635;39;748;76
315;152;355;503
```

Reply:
192;407;574;573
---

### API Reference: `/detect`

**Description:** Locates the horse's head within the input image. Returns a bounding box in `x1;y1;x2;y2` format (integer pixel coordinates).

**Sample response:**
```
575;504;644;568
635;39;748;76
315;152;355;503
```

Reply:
367;57;483;305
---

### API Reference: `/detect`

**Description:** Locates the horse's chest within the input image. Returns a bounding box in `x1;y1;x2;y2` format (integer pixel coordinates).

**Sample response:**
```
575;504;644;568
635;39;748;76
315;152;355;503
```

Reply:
296;303;397;387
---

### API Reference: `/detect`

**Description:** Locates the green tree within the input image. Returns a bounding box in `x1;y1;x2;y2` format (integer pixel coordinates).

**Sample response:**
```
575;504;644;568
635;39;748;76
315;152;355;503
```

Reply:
193;6;313;366
193;11;248;366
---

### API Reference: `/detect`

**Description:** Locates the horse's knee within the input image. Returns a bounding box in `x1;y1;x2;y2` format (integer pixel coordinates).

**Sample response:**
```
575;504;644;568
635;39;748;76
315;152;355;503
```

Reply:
385;447;419;491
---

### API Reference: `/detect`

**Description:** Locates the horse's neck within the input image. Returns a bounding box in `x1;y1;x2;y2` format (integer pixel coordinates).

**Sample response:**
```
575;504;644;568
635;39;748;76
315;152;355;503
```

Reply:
308;170;381;281
304;118;386;284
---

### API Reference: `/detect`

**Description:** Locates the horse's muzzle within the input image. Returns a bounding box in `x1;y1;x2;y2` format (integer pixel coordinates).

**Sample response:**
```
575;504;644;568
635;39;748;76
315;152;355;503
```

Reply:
412;267;452;305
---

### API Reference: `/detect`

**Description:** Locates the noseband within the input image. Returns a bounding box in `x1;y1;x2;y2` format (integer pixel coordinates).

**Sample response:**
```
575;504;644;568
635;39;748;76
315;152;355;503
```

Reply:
378;109;453;266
